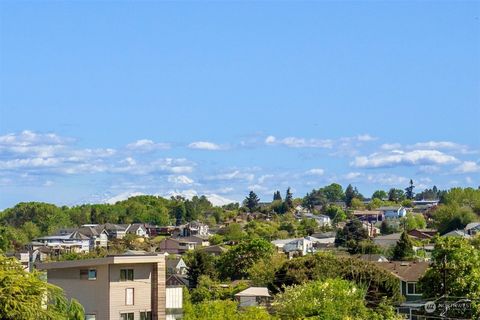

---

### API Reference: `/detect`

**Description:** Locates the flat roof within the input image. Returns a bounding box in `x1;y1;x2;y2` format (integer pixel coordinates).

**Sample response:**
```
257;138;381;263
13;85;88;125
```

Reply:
37;254;165;270
235;287;270;297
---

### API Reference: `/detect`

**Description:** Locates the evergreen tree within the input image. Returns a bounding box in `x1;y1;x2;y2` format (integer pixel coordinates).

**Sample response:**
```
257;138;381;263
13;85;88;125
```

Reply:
244;191;260;212
405;179;415;200
284;187;294;211
335;219;370;254
273;191;282;201
388;188;405;202
345;184;355;207
185;250;216;288
391;231;415;261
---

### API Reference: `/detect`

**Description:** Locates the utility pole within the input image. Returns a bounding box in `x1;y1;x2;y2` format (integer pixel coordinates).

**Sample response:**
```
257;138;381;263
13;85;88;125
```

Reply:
443;254;447;296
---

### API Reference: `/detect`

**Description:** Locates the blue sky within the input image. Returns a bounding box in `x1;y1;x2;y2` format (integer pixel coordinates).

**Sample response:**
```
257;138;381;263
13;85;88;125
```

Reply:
0;1;479;208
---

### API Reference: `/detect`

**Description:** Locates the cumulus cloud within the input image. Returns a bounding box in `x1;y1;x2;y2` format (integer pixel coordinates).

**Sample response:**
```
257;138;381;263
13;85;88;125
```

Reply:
265;135;333;148
352;150;458;168
381;143;402;150
188;141;222;150
164;189;237;206
454;161;480;173
0;130;73;157
343;172;363;180
207;170;255;182
355;134;377;142
126;139;170;152
168;175;195;185
305;168;325;176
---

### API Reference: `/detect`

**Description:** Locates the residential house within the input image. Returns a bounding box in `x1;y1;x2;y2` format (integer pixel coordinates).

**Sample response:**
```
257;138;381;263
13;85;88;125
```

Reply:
175;236;209;247
374;261;430;319
352;210;384;223
64;225;109;250
234;287;272;307
33;232;91;253
272;237;321;258
166;258;187;275
38;253;167;320
165;275;186;320
362;221;380;237
356;254;389;262
103;223;129;239
379;206;407;219
302;213;331;227
373;233;402;248
126;224;149;238
200;245;227;256
407;229;437;240
465;222;480;236
8;252;30;271
158;238;196;254
177;221;210;237
441;229;472;239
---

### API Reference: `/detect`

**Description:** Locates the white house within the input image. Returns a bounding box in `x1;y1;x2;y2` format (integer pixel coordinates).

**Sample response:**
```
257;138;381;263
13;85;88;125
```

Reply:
304;213;331;227
379;206;407;219
126;223;149;238
33;232;91;253
234;287;271;307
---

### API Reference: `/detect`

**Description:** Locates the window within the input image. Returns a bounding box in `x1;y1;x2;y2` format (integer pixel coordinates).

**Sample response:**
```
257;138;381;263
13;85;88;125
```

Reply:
407;282;420;295
120;313;134;320
80;269;97;280
85;315;96;320
140;311;152;320
120;268;134;281
125;288;134;306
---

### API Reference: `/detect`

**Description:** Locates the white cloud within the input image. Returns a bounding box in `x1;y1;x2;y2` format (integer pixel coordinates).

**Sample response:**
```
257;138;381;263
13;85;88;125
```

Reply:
0;157;62;169
352;150;458;168
381;143;402;150
265;136;276;144
168;175;194;185
356;134;377;142
365;173;409;186
43;180;54;187
164;189;237;206
126;139;170;152
343;172;363;180
454;161;480;173
208;170;255;182
248;184;269;192
305;168;325;176
205;194;238;206
258;174;274;184
265;135;333;148
188;141;222;150
411;141;465;150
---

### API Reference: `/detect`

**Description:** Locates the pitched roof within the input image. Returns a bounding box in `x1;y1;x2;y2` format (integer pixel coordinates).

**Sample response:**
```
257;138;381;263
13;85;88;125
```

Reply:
201;245;227;254
166;258;183;269
374;261;430;282
442;230;472;238
378;206;402;211
166;274;189;287
234;287;270;297
353;210;383;216
465;222;480;231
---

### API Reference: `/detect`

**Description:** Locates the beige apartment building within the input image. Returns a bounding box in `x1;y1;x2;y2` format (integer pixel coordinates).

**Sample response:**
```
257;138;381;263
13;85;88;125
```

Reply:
38;253;166;320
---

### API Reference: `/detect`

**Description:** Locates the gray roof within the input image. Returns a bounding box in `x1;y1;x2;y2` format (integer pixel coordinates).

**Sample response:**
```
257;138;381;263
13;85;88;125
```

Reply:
465;222;480;231
235;287;270;297
442;230;472;238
